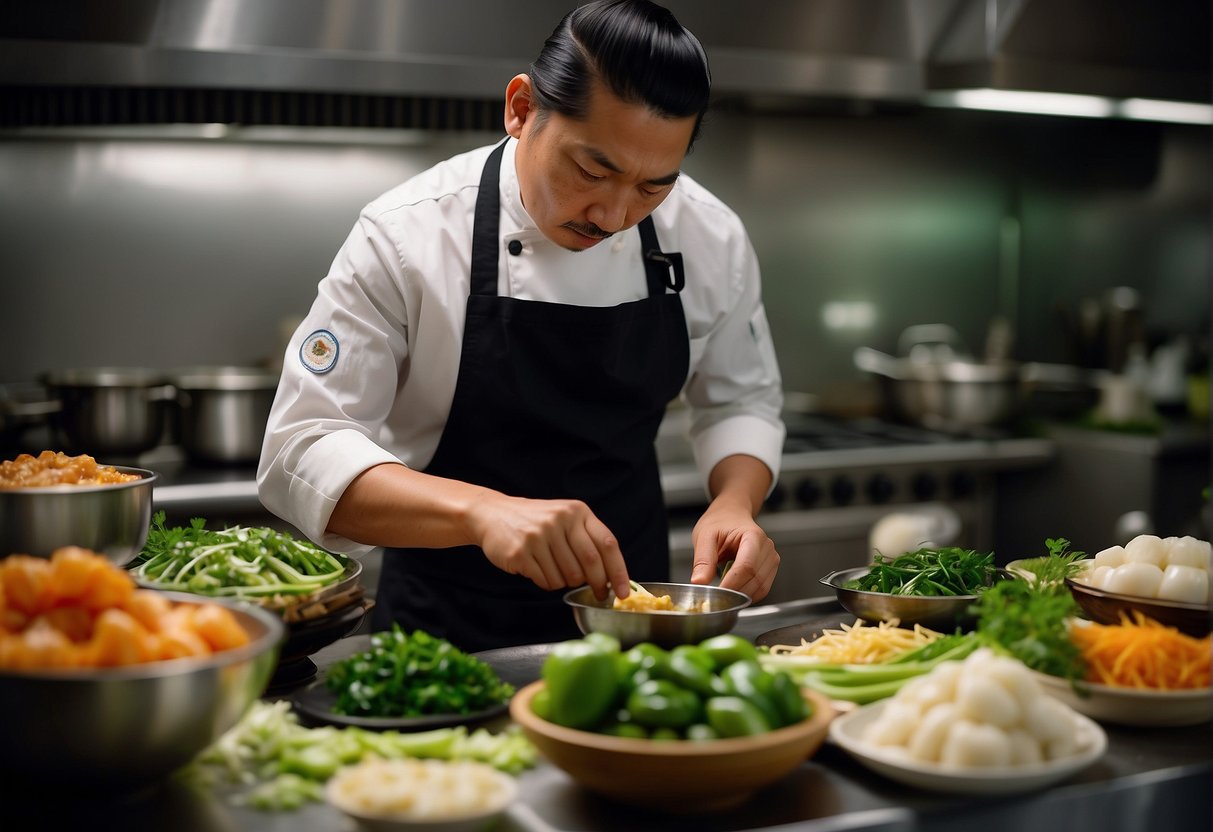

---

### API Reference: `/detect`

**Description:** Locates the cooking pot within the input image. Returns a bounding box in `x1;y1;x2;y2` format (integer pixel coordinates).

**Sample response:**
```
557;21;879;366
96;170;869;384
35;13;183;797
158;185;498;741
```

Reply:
170;366;280;464
855;325;1095;432
44;368;175;456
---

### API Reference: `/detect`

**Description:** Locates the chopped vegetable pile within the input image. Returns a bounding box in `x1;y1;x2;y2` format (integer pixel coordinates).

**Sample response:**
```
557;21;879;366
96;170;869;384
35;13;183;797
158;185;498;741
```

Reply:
132;512;347;599
325;625;515;718
1071;611;1211;689
189;700;535;811
846;547;998;596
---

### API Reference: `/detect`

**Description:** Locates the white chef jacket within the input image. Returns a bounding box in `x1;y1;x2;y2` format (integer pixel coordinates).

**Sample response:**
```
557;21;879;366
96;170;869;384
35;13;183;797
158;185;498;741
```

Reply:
258;137;785;557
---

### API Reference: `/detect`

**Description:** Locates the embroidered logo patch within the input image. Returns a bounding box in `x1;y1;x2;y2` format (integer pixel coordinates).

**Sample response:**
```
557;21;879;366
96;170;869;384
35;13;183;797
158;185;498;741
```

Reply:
300;329;339;374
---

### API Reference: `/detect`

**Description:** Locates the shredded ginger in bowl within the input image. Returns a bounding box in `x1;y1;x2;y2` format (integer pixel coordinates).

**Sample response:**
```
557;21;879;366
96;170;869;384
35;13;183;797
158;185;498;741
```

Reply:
327;757;515;821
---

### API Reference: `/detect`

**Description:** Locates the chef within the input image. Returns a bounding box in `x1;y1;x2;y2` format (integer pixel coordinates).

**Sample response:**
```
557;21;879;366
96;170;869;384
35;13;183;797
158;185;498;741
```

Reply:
258;0;786;651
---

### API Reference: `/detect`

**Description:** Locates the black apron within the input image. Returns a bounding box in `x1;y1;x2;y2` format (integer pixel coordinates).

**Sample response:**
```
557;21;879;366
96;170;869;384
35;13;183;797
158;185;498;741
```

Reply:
372;140;690;651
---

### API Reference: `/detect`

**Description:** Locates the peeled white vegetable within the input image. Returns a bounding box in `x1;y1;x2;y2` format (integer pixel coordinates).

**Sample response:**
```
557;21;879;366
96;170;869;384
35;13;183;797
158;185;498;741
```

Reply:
1080;564;1114;590
1093;545;1127;569
861;648;1085;770
1164;536;1212;570
1157;564;1209;605
1103;562;1163;598
1123;535;1167;566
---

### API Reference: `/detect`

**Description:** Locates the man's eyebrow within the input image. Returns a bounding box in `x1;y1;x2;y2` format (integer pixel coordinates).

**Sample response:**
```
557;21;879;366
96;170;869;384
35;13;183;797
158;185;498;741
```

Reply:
586;147;681;187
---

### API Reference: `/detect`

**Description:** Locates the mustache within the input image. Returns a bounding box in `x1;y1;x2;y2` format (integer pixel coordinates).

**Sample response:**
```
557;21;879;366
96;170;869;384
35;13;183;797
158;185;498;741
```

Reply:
561;221;613;240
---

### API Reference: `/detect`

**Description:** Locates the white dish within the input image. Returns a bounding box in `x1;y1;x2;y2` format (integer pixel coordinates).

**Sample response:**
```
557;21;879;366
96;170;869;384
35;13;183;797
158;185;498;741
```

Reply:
829;699;1107;795
1032;671;1212;727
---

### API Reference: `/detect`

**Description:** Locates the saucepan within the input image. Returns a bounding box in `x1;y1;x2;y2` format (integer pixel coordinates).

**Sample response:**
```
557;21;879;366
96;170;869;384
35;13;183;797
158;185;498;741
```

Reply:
170;366;280;464
43;367;176;456
855;325;1095;432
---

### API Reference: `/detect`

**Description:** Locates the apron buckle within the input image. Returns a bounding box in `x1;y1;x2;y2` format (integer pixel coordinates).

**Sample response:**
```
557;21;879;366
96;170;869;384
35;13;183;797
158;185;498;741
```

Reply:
644;249;686;292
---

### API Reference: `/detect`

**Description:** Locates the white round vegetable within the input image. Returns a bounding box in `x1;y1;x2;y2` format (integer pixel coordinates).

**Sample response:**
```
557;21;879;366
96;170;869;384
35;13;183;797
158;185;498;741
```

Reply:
1164;536;1212;571
1006;729;1045;765
1123;534;1167;567
955;673;1021;729
1157;564;1210;605
1103;562;1164;598
864;699;922;747
906;702;956;763
939;720;1013;768
1022;696;1074;744
1093;545;1127;569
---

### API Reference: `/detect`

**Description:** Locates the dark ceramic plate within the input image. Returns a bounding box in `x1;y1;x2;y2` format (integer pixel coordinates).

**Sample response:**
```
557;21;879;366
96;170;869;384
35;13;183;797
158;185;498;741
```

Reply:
290;634;513;731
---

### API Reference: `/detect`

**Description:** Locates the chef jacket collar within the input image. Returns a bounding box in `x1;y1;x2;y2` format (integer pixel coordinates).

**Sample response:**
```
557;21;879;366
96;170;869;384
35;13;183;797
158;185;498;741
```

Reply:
500;137;540;238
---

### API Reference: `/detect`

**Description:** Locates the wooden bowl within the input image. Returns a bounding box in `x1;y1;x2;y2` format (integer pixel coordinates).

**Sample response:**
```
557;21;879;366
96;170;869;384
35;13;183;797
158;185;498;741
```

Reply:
509;681;835;812
1065;577;1212;637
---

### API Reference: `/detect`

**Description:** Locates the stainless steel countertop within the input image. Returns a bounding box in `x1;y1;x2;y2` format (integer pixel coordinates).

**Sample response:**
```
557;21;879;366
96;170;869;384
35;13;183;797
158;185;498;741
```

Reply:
11;597;1205;832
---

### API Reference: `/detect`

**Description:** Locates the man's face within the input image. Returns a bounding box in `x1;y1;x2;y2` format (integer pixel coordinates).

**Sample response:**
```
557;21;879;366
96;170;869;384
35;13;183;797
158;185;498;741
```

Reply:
507;77;697;252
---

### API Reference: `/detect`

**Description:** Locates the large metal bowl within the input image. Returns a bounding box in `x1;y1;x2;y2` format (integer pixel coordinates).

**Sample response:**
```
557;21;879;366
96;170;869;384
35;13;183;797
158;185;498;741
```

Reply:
821;567;1012;631
0;592;283;788
564;582;751;648
0;466;157;566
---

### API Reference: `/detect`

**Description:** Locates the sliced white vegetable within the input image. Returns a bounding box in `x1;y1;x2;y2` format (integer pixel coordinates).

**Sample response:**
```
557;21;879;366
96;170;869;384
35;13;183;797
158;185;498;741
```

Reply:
939;720;1013;768
1124;534;1167;567
1164;536;1212;571
899;661;962;710
863;699;921;747
906;702;956;763
1093;545;1127;569
1103;562;1164;598
1157;564;1209;604
1085;565;1114;590
984;656;1045;712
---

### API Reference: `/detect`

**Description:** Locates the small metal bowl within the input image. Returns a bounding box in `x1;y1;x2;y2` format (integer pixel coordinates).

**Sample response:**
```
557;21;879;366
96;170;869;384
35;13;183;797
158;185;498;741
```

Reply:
821;567;1012;631
0;466;157;566
564;582;751;648
1065;577;1211;637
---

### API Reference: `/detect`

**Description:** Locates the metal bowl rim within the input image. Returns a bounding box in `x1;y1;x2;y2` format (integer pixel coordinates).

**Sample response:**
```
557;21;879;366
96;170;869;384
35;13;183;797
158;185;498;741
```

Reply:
820;566;1013;602
563;581;752;614
0;465;158;494
0;591;284;681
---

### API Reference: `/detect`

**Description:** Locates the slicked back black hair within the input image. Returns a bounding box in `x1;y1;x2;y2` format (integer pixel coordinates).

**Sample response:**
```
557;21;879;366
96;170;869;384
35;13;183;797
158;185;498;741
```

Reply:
528;0;711;148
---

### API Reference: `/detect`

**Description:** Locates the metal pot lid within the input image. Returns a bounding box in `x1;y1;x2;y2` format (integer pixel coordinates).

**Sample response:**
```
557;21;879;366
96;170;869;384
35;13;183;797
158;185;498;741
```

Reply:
169;366;281;390
43;367;170;387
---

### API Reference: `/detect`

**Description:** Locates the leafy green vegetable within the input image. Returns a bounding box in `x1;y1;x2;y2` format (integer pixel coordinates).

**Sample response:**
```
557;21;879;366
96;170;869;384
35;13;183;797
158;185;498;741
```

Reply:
189;700;535;811
973;538;1085;680
132;511;346;598
325;625;514;718
847;547;997;596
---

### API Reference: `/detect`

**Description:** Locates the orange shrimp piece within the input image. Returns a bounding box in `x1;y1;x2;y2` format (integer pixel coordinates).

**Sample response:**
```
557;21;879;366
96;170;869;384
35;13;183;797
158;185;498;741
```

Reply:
47;546;108;604
88;608;155;667
18;618;78;668
189;603;251;652
156;625;214;660
122;589;172;634
78;561;135;612
0;556;54;617
37;607;96;644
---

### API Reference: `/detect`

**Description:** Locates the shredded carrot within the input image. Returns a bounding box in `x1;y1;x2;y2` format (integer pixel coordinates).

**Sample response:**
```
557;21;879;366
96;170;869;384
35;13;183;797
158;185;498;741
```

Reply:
1069;611;1211;690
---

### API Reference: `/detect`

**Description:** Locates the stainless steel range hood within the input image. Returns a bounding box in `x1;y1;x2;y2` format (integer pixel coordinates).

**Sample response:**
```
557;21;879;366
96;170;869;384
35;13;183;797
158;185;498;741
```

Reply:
0;0;1207;127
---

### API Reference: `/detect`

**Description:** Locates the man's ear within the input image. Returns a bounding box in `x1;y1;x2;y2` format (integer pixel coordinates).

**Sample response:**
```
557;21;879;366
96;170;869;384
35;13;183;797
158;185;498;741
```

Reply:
504;74;536;139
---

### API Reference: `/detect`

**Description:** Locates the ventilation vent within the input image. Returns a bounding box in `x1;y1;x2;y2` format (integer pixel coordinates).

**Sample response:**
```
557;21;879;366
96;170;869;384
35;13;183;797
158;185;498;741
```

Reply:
0;86;500;130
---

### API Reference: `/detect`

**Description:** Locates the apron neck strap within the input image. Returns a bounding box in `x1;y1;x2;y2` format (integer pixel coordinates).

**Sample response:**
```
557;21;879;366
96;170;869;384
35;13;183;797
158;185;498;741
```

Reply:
470;139;508;297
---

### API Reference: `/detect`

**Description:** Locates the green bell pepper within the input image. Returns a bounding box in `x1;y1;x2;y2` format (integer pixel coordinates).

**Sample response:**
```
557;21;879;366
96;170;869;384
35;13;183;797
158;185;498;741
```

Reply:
661;645;726;697
541;638;621;729
705;695;772;737
769;669;811;727
720;659;783;728
626;678;702;730
698;634;758;670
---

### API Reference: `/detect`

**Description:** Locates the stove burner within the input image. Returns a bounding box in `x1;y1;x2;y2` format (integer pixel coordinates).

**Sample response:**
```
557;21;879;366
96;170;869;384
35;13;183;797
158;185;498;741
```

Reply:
781;415;1015;453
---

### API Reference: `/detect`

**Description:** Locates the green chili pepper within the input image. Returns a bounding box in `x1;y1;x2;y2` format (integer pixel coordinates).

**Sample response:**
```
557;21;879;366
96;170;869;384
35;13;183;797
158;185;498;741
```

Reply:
768;669;811;727
541;638;620;729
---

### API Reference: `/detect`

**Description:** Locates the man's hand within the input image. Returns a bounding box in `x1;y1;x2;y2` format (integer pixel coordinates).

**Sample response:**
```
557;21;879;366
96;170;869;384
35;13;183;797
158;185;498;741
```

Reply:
687;454;780;601
470;494;631;601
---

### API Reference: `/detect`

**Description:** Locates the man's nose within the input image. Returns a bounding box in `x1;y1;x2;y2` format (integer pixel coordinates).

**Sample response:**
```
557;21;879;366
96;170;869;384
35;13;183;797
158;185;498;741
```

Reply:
587;190;630;234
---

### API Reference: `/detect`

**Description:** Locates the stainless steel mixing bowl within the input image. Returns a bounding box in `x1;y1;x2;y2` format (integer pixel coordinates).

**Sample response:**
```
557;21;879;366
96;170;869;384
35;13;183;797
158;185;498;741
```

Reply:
0;466;156;565
564;582;751;648
0;592;283;788
821;566;1012;631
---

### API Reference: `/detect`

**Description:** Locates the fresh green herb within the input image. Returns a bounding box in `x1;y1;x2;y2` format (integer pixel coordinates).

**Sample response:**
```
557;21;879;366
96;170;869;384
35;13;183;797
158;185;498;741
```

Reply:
973;538;1085;680
132;511;347;598
325;625;514;719
188;700;535;811
846;547;997;596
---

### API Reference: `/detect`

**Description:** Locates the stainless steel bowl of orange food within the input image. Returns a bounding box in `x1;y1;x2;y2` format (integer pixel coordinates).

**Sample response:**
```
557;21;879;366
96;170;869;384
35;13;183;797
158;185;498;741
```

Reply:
564;581;751;649
0;548;283;788
0;450;156;566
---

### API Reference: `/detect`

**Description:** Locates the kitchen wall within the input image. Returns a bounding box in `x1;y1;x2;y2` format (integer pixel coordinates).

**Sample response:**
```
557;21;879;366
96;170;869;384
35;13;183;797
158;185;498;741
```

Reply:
0;107;1208;399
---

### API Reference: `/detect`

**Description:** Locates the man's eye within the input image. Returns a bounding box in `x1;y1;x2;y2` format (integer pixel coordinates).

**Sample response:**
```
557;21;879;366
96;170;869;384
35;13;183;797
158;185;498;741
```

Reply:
578;166;604;182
